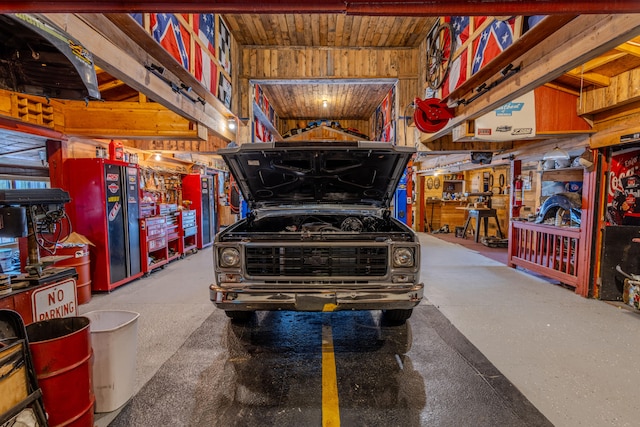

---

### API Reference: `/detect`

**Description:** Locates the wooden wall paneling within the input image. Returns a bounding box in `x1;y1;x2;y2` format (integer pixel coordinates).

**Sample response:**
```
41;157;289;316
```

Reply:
369;48;378;77
357;49;366;76
271;49;279;79
279;119;369;135
307;49;317;76
242;48;419;79
397;78;419;146
418;37;428;97
245;48;257;79
229;21;240;114
238;77;251;122
66;140;102;160
579;69;640;115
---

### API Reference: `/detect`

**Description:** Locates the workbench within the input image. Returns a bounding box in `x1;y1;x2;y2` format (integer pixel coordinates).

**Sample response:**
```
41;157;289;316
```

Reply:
457;207;504;243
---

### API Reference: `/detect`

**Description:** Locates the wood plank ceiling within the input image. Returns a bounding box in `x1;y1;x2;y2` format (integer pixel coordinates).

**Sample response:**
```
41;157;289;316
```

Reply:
224;14;432;47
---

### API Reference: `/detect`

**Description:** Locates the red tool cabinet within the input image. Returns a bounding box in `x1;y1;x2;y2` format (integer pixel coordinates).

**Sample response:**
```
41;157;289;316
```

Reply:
140;216;168;275
160;204;181;262
179;210;198;256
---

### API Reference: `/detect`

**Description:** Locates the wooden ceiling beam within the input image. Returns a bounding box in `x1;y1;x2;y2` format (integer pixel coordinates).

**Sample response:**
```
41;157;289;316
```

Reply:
569;51;627;73
616;41;640;57
564;71;611;87
97;79;129;93
424;14;640;143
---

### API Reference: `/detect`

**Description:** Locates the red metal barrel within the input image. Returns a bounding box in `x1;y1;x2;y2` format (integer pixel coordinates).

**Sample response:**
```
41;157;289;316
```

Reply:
48;245;92;304
26;317;94;427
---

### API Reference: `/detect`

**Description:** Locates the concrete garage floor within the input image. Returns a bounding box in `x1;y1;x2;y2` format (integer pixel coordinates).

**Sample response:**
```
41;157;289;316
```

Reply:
80;233;640;427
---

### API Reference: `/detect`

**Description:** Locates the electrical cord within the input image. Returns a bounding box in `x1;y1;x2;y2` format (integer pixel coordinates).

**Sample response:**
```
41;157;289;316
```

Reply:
30;205;73;255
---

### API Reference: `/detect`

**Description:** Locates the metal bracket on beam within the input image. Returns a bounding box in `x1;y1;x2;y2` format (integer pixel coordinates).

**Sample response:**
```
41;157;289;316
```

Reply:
457;63;522;106
145;63;206;106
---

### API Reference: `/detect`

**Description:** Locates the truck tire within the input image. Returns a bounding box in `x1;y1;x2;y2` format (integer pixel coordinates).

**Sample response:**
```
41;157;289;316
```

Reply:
383;309;413;325
224;310;253;322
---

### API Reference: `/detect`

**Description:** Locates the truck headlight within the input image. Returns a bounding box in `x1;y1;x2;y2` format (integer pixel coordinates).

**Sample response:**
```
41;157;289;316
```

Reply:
219;247;240;268
393;247;414;267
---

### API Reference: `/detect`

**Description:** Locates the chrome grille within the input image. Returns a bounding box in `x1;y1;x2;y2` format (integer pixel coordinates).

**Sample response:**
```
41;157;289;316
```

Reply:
245;246;388;277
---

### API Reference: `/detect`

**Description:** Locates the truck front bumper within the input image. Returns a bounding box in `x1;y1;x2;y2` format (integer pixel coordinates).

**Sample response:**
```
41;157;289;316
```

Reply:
209;283;424;312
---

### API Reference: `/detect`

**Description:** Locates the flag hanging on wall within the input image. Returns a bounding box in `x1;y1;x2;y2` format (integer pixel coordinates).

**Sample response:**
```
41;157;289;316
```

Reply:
441;16;470;99
449;16;470;47
195;45;218;94
218;73;232;108
193;13;216;56
372;88;395;143
150;13;190;70
218;17;232;74
442;47;468;99
471;18;515;75
192;13;217;94
131;13;143;26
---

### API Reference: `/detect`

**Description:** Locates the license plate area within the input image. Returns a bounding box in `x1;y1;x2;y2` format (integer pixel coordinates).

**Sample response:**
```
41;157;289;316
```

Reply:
295;293;337;311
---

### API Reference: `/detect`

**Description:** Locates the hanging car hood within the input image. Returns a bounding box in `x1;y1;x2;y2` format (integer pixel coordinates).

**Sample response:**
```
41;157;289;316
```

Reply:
219;141;415;210
0;14;100;100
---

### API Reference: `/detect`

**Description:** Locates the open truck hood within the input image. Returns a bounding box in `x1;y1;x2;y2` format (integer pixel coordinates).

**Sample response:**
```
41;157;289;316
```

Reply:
218;141;414;211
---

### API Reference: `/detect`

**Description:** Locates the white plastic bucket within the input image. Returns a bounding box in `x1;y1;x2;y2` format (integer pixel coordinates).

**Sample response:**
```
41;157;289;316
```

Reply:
83;310;140;413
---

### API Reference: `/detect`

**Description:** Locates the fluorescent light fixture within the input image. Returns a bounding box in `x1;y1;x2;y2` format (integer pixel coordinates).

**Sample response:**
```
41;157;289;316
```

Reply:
543;146;570;160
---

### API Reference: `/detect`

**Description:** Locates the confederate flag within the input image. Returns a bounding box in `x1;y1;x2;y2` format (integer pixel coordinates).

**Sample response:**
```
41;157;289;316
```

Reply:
471;18;515;75
150;13;190;70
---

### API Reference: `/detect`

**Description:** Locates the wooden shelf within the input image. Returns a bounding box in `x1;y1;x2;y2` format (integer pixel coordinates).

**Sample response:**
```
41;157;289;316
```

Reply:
541;167;584;182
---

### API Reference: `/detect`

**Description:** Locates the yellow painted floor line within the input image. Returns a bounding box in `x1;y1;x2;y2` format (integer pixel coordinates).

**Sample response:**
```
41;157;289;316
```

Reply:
322;324;340;427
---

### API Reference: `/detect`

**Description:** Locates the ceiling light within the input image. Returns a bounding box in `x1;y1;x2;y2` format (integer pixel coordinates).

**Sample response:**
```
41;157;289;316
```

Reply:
227;117;236;130
322;99;328;108
543;146;570;160
154;153;161;161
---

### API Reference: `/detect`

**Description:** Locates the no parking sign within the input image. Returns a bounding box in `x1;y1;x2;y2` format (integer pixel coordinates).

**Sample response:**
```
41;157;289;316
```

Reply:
31;278;78;322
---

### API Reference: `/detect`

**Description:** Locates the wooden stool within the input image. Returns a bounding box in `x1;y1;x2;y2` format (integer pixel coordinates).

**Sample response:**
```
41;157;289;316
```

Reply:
461;208;503;243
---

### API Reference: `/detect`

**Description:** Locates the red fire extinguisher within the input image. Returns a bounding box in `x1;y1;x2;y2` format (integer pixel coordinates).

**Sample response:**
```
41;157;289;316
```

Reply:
512;175;523;217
